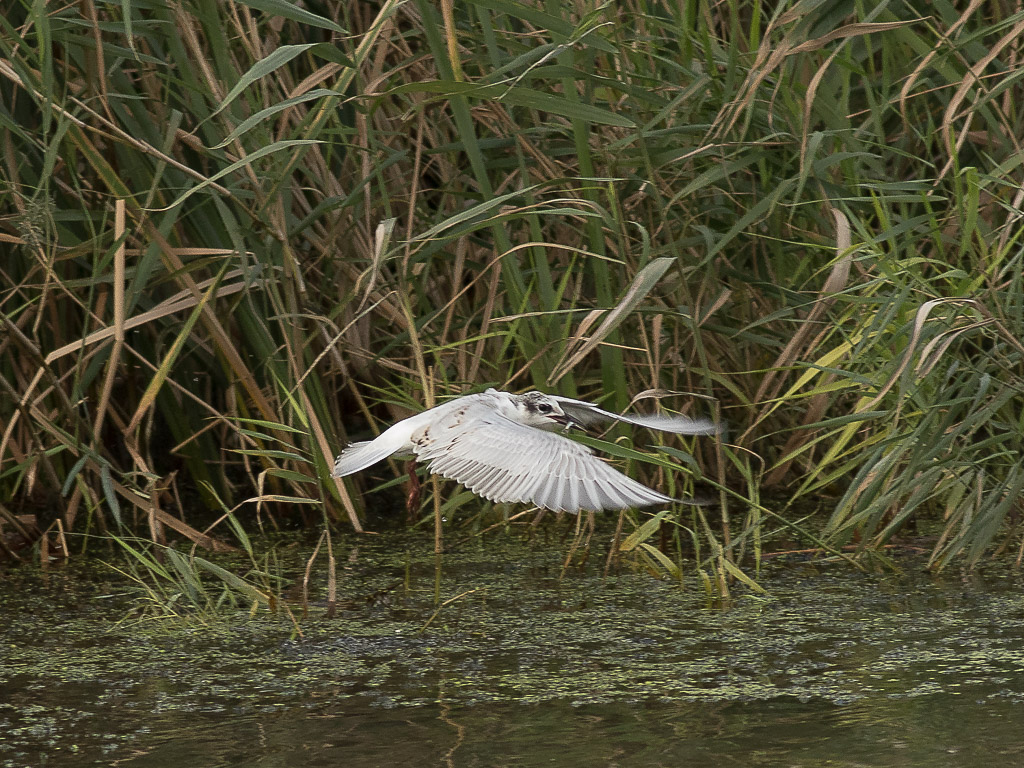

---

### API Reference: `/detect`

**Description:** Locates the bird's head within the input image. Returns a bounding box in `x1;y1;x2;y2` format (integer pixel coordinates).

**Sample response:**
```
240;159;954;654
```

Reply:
512;391;572;429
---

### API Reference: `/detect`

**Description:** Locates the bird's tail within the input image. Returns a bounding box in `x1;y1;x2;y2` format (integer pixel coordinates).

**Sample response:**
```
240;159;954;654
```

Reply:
331;439;396;477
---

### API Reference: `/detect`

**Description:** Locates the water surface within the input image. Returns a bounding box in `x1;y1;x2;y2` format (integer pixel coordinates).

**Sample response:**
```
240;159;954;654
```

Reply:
2;526;1023;766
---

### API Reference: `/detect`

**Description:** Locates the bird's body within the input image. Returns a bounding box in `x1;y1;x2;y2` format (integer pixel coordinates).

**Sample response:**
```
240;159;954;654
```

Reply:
332;389;718;512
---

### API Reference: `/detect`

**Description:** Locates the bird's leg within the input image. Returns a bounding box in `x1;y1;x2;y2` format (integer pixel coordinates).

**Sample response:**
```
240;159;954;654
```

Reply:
405;459;422;521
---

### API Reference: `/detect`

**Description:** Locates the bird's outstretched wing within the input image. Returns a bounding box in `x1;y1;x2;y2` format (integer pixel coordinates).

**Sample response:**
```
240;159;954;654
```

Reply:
332;440;398;477
550;395;720;435
410;400;676;512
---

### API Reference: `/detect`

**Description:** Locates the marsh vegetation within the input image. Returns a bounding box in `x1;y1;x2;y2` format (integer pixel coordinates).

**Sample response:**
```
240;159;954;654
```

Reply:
2;0;1023;601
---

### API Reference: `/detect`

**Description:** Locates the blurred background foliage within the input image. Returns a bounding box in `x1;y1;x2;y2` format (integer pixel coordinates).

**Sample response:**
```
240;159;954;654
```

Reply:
1;0;1023;576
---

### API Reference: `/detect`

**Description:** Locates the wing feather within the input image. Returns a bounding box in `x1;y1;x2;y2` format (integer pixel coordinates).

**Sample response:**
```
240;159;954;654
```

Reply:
332;440;396;477
551;395;720;436
411;401;675;512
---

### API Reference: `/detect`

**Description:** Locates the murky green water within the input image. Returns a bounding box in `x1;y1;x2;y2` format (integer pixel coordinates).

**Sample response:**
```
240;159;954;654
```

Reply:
2;526;1024;767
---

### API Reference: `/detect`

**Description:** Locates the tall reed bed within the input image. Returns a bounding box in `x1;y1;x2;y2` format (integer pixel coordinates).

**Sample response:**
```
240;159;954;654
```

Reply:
1;0;1022;579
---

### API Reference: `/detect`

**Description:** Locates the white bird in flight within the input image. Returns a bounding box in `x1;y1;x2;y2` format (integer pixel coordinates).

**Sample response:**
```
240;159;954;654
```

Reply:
332;388;718;512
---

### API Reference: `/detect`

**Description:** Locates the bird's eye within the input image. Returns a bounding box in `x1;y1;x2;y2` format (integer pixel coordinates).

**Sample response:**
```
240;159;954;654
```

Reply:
537;403;552;414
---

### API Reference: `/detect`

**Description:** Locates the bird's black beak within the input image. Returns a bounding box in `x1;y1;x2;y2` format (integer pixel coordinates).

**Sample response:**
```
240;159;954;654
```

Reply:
550;414;577;430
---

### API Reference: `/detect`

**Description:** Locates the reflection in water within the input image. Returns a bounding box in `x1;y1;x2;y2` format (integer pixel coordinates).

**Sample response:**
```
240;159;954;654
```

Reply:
2;529;1023;767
